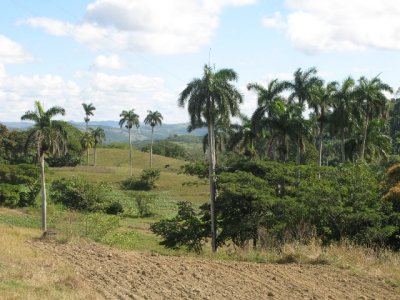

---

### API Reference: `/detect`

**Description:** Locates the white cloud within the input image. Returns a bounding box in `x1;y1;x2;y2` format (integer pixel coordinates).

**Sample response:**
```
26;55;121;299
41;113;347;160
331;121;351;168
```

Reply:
93;54;123;69
262;12;285;29
263;0;400;53
24;0;256;54
0;35;32;64
0;69;189;123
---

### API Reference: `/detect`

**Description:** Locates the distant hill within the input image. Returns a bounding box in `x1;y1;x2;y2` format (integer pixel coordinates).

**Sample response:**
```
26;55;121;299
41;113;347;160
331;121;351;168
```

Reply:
1;121;207;144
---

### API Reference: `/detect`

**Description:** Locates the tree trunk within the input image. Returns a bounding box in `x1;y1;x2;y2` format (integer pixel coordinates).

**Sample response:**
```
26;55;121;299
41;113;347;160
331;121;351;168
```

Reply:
318;123;323;168
208;119;217;253
361;116;369;161
150;127;154;168
296;137;301;165
340;128;345;163
129;127;132;176
39;153;47;234
87;148;89;166
94;146;97;167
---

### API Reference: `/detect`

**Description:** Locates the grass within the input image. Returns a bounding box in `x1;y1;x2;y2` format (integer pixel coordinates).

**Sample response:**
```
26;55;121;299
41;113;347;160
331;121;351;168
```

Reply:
0;224;98;299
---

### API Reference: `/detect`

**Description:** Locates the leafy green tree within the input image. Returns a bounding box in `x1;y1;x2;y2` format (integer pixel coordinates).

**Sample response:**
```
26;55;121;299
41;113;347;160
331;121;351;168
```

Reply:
21;101;67;234
355;76;392;161
178;64;243;252
81;131;94;166
82;103;96;131
144;110;163;168
119;109;140;176
90;127;106;167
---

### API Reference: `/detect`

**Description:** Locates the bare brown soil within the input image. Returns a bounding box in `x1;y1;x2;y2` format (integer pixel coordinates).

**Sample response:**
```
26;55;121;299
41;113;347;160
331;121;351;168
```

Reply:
32;240;399;300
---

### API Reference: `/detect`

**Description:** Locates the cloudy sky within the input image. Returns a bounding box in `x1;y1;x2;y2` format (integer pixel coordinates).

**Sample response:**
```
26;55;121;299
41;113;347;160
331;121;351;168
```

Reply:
1;0;400;123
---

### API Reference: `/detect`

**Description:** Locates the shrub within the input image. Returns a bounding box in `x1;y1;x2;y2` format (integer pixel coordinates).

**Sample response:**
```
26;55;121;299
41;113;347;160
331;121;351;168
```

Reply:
50;177;112;212
134;194;154;217
121;169;160;191
151;201;208;253
0;164;40;207
105;201;124;215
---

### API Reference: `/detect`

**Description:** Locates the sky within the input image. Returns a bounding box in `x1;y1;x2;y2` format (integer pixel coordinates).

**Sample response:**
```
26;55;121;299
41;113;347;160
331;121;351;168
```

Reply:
1;0;400;123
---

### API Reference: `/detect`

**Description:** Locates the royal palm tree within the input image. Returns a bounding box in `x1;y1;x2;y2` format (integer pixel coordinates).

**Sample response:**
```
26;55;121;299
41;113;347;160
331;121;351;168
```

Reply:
286;67;322;163
81;131;94;165
227;115;257;158
309;81;337;168
21;101;67;235
144;110;163;168
119;109;140;176
330;77;356;162
90;127;106;167
82;103;96;131
355;76;392;161
178;64;243;252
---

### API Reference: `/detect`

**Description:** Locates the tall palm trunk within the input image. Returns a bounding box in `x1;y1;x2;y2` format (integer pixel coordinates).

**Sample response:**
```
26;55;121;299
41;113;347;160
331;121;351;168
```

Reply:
340;128;345;163
208;118;217;253
87;148;90;165
361;114;370;161
94;146;97;167
39;153;47;234
296;137;301;164
129;127;132;176
150;127;154;168
85;120;88;132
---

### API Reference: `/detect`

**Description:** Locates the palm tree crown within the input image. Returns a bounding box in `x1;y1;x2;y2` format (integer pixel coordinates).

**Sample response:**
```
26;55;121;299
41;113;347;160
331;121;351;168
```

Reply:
144;110;163;128
119;110;140;129
82;103;96;130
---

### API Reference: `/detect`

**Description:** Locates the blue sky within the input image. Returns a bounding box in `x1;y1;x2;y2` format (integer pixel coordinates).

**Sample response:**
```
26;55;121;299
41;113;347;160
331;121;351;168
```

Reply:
1;0;400;123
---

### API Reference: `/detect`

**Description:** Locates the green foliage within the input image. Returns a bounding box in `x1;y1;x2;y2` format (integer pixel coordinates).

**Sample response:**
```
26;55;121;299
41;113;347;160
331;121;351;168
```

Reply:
141;140;186;159
105;201;124;215
179;161;208;179
50;177;112;212
0;164;40;207
120;169;160;191
151;201;208;253
134;194;154;217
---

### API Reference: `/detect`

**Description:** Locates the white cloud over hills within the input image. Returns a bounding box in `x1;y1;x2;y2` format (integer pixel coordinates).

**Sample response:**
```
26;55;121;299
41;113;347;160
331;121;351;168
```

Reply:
263;0;400;53
0;35;32;65
24;0;256;54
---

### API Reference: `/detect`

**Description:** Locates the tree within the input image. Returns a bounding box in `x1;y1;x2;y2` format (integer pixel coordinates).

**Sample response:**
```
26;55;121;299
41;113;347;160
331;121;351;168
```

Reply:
308;81;337;168
119;109;140;176
90;127;105;167
81;131;94;166
286;67;322;163
330;77;356;162
355;76;393;161
21;101;67;235
82;103;96;131
178;64;243;252
144;110;163;168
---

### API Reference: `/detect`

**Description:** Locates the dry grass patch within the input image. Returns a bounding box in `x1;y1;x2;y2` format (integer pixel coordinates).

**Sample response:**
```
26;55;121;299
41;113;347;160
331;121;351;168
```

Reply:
0;224;98;299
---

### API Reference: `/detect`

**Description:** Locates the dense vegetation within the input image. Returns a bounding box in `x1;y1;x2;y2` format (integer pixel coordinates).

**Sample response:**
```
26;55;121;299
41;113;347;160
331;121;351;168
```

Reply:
1;66;400;257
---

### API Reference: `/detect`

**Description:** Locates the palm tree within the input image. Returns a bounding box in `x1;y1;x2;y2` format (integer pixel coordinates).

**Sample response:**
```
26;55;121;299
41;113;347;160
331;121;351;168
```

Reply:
178;64;243;252
286;67;322;163
227;115;257;158
355;76;392;161
330;77;356;162
308;81;337;168
81;131;94;165
119;109;140;176
21;101;66;235
144;110;163;168
82;103;96;131
90;127;106;167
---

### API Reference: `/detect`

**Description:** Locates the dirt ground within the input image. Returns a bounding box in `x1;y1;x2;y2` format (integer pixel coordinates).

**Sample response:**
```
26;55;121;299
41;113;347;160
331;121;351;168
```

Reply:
32;240;399;300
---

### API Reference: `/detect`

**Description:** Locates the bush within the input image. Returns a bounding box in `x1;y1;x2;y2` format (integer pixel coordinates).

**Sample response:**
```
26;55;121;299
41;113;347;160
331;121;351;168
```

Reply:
121;169;160;191
141;141;186;159
0;164;40;207
151;201;208;253
105;201;124;215
50;177;112;212
134;194;154;217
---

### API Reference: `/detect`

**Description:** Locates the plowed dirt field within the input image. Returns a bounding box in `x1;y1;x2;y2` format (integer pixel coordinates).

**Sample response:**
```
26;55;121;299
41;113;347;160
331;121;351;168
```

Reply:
32;240;399;300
